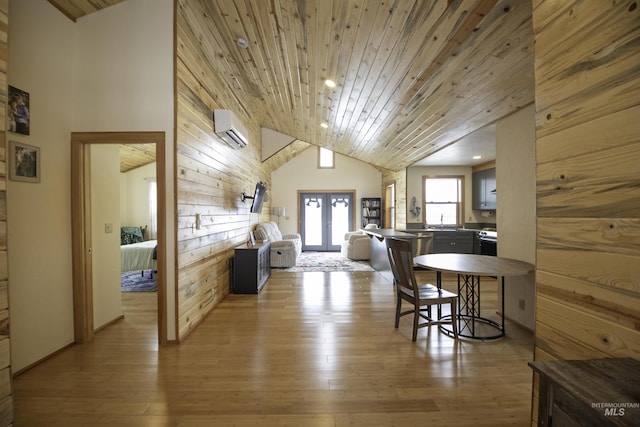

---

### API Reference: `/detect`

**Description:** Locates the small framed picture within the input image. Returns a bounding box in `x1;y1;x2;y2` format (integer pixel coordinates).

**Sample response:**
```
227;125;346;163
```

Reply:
9;141;40;183
8;85;30;135
249;231;256;246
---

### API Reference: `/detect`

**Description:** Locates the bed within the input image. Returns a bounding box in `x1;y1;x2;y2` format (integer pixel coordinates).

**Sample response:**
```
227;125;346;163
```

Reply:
120;226;157;276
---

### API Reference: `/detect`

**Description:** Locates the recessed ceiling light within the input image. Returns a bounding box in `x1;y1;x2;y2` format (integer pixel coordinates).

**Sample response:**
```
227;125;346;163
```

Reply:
320;122;329;128
237;37;249;49
325;79;336;88
473;155;482;160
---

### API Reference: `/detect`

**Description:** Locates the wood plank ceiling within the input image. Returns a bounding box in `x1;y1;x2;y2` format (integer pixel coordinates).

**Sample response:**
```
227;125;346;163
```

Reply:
50;0;535;172
47;0;126;22
119;144;156;173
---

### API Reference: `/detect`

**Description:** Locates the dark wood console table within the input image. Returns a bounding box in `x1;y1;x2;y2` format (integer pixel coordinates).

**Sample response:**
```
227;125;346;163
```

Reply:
233;241;271;294
529;358;640;426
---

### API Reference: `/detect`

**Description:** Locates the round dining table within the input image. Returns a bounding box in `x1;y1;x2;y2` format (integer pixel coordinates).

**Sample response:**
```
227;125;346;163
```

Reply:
413;253;534;340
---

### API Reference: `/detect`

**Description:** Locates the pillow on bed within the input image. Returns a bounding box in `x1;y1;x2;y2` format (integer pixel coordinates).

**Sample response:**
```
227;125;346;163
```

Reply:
121;226;144;245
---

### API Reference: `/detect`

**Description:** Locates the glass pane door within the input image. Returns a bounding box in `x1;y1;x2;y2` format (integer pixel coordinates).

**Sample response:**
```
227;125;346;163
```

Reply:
301;194;324;249
300;192;353;251
329;194;351;250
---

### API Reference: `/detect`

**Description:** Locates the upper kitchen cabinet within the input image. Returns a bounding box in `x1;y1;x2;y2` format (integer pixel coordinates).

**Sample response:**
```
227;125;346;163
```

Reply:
472;167;496;211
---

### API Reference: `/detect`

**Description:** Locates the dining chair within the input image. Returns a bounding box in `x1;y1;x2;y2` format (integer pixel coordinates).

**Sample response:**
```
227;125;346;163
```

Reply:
386;238;458;341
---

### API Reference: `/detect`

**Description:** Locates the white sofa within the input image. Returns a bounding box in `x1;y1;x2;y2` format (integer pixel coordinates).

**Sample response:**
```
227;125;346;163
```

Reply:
340;224;377;260
254;221;302;268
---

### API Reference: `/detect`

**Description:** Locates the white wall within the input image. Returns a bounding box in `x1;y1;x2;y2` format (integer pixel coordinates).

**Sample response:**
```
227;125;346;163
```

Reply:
91;145;123;329
271;148;382;235
7;0;175;372
497;104;536;329
71;0;176;340
120;162;156;229
7;0;76;372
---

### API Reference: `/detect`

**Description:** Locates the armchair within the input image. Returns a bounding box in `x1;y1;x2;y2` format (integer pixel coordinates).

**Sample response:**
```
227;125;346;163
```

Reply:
254;221;302;268
340;224;377;261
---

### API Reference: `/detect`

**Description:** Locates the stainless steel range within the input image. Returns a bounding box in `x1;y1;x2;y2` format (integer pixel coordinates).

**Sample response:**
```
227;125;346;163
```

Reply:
478;230;497;256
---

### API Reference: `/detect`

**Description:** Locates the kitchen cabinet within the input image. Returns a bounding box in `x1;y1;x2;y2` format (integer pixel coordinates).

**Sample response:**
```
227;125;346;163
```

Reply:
472;168;496;210
433;231;474;254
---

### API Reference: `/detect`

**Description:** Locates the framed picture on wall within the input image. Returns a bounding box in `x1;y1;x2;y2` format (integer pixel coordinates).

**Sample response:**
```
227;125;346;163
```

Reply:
8;85;30;135
9;141;40;183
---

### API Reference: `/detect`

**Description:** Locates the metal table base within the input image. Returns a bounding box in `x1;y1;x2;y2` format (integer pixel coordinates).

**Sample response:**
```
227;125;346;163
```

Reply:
437;271;505;340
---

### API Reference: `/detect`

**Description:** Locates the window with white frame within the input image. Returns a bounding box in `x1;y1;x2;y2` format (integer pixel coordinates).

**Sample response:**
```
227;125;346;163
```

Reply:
423;176;463;227
318;147;334;168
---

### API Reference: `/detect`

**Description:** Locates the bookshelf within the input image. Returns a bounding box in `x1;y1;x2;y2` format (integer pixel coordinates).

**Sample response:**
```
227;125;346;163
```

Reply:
361;197;382;228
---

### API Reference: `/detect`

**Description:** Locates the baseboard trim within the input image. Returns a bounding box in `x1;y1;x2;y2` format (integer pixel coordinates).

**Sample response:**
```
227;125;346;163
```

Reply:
12;341;75;378
94;314;125;334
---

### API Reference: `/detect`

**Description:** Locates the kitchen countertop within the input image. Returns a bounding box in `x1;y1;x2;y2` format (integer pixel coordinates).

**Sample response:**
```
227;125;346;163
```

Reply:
361;228;419;239
404;224;496;233
363;228;484;281
400;228;479;233
362;228;482;237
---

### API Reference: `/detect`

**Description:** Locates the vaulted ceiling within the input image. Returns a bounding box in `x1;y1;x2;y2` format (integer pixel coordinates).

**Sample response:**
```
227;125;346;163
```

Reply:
49;0;535;171
47;0;126;22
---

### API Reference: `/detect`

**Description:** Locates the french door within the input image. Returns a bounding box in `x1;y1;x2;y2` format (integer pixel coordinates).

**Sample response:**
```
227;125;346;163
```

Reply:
300;192;354;251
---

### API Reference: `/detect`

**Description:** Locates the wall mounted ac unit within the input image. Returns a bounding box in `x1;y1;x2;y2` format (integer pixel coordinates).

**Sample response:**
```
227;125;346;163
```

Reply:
214;109;249;149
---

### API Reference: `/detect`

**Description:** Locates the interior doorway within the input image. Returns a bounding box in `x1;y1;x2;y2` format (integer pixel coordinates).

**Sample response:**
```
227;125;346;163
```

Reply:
385;182;395;229
299;192;354;251
71;132;167;345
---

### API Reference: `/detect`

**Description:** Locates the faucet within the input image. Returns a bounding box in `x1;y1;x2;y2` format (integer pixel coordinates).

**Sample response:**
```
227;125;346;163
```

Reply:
440;213;443;230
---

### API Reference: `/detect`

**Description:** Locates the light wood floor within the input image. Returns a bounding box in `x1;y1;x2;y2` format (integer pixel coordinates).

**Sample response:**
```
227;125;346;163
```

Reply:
13;270;534;426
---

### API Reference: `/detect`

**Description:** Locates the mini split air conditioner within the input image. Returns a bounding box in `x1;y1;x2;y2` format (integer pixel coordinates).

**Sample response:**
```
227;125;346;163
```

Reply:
214;109;249;149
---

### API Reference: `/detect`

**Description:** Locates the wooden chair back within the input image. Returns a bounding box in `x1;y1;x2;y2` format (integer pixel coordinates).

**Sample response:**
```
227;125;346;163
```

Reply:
386;238;418;295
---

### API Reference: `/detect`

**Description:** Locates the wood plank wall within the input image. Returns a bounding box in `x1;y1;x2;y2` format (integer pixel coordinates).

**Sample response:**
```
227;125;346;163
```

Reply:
0;0;11;423
176;0;279;340
532;0;640;422
176;0;368;340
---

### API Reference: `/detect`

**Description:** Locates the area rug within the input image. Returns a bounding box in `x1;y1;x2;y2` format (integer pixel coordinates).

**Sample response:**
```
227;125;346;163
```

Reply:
121;270;157;292
273;251;375;272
